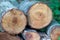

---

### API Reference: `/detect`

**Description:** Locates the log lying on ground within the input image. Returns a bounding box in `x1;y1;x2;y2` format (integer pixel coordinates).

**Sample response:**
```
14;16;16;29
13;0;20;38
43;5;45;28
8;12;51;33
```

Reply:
51;25;60;40
28;3;52;29
0;32;22;40
23;30;40;40
1;9;27;34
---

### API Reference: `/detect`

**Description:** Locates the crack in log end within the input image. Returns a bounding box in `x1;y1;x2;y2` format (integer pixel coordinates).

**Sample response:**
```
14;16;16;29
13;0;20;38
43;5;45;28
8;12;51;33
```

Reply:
12;17;17;25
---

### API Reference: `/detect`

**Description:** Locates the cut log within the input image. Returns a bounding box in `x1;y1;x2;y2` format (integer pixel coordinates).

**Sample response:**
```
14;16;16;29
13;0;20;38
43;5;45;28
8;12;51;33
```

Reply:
51;26;60;40
0;32;22;40
23;30;40;40
28;3;52;29
1;9;27;34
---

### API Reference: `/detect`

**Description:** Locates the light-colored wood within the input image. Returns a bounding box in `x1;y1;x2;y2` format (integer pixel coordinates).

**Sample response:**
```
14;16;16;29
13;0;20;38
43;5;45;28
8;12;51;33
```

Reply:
1;9;27;34
51;27;60;40
28;3;52;29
